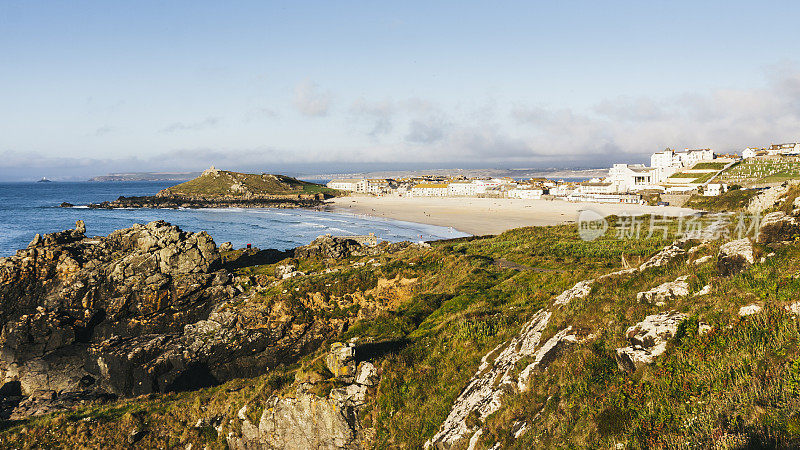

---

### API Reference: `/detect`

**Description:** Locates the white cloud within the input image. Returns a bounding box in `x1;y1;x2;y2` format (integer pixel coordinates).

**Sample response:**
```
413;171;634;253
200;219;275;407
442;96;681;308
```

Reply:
159;117;220;133
293;80;331;117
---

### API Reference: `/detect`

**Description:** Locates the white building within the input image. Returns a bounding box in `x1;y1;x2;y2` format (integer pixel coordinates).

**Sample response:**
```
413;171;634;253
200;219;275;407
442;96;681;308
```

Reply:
472;179;504;194
742;147;763;159
447;182;478;197
650;148;715;182
607;164;657;192
411;183;449;197
507;188;544;199
768;143;800;155
327;179;360;191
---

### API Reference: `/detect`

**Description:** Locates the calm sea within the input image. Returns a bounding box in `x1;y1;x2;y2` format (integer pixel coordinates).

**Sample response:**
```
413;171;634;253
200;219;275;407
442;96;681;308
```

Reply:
0;182;468;256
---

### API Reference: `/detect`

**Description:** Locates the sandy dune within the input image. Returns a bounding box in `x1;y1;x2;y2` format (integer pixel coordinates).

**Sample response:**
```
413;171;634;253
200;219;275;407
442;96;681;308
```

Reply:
326;195;696;236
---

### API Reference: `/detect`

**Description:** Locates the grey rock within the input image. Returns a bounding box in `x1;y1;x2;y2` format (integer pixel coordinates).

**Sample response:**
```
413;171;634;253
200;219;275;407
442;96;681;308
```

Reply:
615;311;687;373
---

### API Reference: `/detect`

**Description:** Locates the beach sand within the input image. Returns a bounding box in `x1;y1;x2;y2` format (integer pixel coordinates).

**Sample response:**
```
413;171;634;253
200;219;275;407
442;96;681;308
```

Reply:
327;195;696;236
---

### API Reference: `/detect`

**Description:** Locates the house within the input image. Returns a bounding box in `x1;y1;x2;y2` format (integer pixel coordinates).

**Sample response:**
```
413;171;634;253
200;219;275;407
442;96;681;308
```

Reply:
326;179;361;191
768;143;800;155
411;183;449;197
354;179;393;194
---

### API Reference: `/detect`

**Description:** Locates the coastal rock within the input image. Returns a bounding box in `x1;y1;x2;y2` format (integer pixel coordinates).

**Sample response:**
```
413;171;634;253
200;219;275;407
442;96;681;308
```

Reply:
294;236;365;260
638;244;685;271
615;311;687;373
0;220;357;418
554;280;594;306
425;310;551;449
636;275;690;306
717;238;754;276
757;211;799;244
326;342;357;382
219;241;234;252
738;304;762;316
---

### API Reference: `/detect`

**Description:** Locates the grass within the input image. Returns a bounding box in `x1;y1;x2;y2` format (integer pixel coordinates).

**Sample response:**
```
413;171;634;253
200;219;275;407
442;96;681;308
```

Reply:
691;162;728;170
718;156;800;187
684;188;760;212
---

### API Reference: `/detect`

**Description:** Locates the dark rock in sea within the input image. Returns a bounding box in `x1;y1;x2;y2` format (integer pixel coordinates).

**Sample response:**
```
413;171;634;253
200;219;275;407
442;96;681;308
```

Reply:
60;202;74;208
84;193;327;209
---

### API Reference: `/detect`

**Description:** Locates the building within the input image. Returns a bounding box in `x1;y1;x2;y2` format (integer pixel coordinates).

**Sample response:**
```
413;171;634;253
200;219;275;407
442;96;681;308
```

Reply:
411;183;449;197
326;179;360;191
649;148;715;182
768;143;800;156
607;164;656;192
507;188;544;199
447;181;478;197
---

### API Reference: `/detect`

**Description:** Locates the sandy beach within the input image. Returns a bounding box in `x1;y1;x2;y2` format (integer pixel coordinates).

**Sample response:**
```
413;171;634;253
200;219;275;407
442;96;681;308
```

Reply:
327;195;696;236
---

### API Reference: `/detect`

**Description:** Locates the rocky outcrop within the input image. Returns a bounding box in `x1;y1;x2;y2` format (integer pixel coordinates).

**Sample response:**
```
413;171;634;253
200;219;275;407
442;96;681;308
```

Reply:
227;342;379;450
83;195;324;209
425;310;551;449
638;244;685;271
554;280;594;306
293;236;367;260
0;221;350;419
717;238;755;276
615;311;687;373
757;211;799;244
636;275;690;306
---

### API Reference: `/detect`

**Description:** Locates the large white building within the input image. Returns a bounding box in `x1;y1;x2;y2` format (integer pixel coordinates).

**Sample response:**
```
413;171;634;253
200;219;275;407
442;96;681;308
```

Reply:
326;179;360;191
649;148;715;182
411;183;449;197
447;181;478;197
607;164;656;192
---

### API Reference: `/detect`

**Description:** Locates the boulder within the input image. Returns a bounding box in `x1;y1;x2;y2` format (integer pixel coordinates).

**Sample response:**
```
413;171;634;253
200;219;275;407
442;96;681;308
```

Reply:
757;211;799;244
554;280;594;306
636;276;690;306
294;236;364;260
326;342;356;382
355;362;378;386
738;304;762;316
639;244;685;271
615;311;687;373
717;238;754;276
218;241;234;252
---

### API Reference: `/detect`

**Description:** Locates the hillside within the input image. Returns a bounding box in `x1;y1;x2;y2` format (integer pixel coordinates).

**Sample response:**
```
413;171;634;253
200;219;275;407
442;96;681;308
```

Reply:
4;192;800;447
157;167;339;199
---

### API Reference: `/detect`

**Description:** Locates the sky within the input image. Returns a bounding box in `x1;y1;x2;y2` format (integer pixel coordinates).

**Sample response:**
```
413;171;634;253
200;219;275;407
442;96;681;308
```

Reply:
1;1;800;181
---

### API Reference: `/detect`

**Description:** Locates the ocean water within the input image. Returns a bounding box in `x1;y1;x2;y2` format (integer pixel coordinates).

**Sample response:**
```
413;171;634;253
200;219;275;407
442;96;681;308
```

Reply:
0;182;468;256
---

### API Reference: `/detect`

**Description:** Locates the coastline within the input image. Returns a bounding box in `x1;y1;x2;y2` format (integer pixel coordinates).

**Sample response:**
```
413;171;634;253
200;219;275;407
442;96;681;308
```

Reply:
325;195;697;236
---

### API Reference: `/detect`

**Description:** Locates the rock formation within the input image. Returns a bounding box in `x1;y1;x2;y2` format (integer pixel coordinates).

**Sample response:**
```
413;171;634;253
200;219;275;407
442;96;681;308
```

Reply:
0;220;349;420
615;311;688;373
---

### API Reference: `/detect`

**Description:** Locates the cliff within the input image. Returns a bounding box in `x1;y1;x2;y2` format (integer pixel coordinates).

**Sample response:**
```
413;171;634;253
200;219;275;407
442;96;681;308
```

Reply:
4;189;800;448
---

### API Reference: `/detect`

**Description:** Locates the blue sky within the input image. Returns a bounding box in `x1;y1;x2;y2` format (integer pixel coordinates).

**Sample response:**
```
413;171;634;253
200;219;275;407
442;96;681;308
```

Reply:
1;1;800;180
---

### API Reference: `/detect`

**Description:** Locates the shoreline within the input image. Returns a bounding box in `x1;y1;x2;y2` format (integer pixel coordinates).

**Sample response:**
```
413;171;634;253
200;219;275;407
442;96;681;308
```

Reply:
325;195;697;236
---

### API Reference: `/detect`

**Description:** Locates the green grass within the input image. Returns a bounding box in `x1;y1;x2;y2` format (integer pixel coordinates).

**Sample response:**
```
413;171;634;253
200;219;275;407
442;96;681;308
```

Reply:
691;162;728;170
684;188;760;212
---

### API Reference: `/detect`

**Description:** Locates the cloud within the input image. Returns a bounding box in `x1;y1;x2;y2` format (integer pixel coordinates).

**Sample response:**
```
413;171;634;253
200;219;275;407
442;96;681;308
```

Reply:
405;118;447;144
94;125;114;136
349;98;395;136
293;80;331;117
159;117;220;133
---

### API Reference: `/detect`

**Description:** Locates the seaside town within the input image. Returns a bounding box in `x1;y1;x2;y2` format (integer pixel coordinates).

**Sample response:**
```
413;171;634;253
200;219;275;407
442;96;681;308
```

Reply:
327;142;800;204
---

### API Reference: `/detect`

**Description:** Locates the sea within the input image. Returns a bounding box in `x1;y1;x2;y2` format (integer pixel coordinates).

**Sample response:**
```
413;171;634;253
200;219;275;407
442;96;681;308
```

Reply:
0;182;469;257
